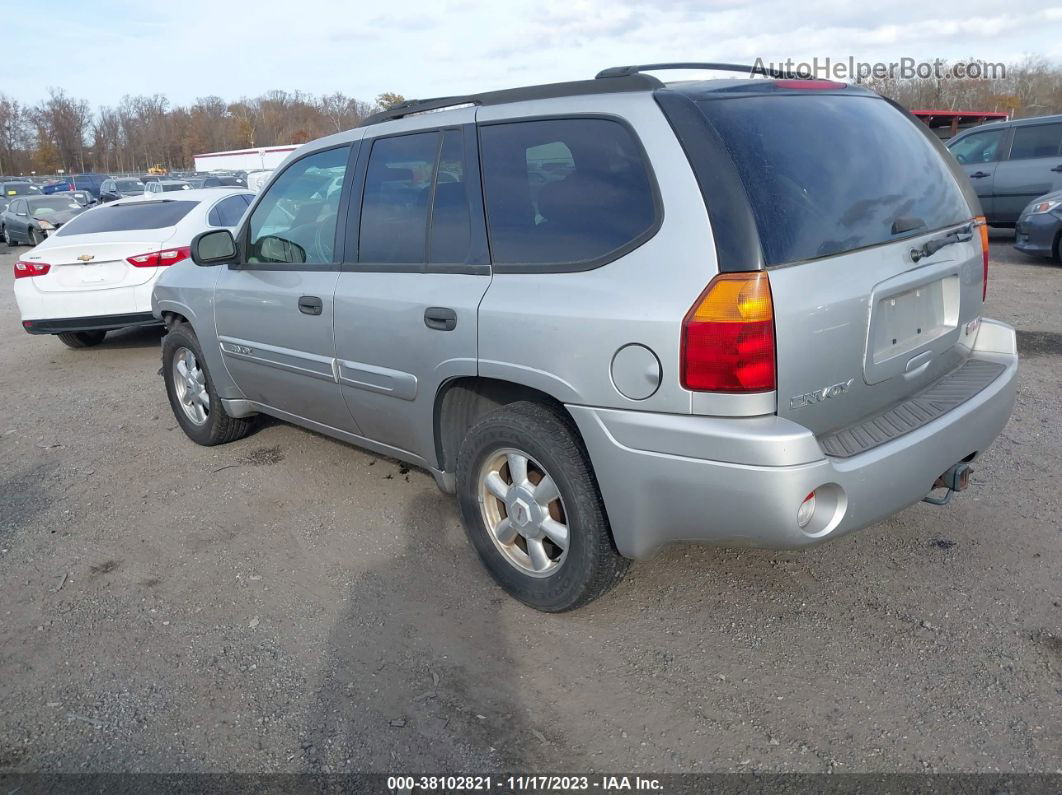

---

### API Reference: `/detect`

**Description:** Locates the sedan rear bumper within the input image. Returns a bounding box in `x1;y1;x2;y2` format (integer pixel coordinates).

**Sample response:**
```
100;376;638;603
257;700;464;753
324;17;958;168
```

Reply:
570;319;1018;559
22;312;160;334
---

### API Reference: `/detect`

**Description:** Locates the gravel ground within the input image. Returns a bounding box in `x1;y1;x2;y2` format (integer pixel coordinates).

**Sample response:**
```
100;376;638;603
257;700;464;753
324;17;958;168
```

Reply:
0;232;1059;775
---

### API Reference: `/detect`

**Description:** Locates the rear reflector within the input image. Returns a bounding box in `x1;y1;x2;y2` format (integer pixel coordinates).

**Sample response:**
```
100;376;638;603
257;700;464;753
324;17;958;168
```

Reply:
681;271;776;392
14;260;50;279
126;246;191;268
975;216;989;301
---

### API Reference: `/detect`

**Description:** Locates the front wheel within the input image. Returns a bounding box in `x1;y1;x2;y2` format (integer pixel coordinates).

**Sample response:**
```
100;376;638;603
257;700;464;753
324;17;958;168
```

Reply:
162;323;254;446
57;330;106;348
29;228;43;246
456;401;629;612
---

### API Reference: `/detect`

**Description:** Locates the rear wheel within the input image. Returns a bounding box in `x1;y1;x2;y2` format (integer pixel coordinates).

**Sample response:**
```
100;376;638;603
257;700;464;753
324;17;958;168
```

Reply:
57;330;106;348
456;401;629;612
2;225;16;246
162;322;254;446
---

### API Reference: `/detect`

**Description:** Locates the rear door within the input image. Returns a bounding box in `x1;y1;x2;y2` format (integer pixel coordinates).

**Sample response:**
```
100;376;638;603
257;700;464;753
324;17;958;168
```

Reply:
333;112;490;460
992;122;1062;223
692;90;983;436
946;126;1007;221
213;144;359;433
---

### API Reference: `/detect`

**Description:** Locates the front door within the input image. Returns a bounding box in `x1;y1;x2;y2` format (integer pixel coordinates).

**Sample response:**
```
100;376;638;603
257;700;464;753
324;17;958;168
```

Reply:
214;143;361;433
333;115;491;464
947;126;1007;221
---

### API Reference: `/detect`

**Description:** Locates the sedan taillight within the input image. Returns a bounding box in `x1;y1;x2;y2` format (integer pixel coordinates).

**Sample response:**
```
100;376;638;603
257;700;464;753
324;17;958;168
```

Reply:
14;260;50;279
126;246;191;268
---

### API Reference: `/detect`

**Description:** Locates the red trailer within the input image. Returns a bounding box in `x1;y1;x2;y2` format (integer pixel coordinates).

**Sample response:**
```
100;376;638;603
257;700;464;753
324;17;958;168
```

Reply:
912;109;1009;140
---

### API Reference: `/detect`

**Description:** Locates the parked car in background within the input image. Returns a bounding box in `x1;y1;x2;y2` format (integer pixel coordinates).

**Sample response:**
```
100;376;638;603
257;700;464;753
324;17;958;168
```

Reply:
2;180;41;199
244;169;273;192
145;180;192;195
154;65;1018;611
947;114;1062;226
1014;189;1062;262
40;174;110;198
13;188;254;348
2;194;87;246
100;177;147;202
56;189;98;208
185;175;245;189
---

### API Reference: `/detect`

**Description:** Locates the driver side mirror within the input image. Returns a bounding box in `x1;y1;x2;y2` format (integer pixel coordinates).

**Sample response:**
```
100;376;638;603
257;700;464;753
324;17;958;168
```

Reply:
191;229;238;266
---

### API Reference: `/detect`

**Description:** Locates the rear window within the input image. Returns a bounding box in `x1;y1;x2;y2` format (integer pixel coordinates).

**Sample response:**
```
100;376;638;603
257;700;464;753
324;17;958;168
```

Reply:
696;95;972;266
56;200;197;236
479;118;658;268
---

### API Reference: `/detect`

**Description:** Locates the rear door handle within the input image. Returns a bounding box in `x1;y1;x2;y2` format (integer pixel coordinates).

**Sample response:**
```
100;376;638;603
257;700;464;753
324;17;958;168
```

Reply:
298;295;323;316
969;171;990;178
1051;165;1062;173
424;306;457;331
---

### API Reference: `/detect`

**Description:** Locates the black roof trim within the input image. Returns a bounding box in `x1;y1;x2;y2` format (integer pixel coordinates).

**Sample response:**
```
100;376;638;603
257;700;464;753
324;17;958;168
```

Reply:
358;75;663;126
596;62;812;80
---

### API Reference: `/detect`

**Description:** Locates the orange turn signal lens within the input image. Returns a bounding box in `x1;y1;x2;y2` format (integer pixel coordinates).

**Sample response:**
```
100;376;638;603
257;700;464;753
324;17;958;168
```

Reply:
974;215;989;301
687;272;773;324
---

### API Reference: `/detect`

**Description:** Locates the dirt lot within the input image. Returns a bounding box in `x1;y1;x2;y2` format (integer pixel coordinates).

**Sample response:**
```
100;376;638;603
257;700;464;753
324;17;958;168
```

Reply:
0;232;1059;775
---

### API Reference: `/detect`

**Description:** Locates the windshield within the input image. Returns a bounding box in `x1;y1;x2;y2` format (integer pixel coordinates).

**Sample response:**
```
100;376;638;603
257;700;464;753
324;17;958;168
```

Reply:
161;182;190;192
116;179;144;192
696;94;972;266
56;200;197;235
28;196;82;215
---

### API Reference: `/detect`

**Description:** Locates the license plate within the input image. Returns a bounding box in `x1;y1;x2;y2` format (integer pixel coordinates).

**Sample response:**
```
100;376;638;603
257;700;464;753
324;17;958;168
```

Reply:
79;264;105;283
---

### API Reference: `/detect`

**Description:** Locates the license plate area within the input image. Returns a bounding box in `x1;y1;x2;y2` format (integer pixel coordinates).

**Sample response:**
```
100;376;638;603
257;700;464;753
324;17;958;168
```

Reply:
865;265;961;385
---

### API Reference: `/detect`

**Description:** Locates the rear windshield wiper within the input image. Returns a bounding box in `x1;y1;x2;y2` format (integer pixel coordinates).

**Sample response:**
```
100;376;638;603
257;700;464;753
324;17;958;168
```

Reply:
910;223;973;262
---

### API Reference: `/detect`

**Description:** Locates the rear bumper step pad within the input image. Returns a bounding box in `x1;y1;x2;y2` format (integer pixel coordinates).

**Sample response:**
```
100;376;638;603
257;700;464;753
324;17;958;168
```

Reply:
819;359;1007;458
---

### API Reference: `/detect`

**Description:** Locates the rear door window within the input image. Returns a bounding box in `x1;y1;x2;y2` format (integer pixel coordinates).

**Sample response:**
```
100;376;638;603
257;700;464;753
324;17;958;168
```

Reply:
56;200;198;235
209;195;251;227
696;95;972;266
479;118;658;268
1008;124;1062;160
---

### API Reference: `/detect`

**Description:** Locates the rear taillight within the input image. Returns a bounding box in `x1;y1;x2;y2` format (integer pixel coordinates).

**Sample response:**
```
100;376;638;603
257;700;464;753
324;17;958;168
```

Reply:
681;271;775;392
975;215;989;301
126;246;191;268
14;260;50;279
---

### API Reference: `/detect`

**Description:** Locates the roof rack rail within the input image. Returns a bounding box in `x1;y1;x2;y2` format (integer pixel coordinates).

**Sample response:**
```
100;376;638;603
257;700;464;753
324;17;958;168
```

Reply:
596;62;812;81
359;74;663;127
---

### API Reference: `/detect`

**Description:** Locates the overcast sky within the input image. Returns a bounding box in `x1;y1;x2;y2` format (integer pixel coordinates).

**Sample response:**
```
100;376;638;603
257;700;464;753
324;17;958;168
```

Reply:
7;0;1061;108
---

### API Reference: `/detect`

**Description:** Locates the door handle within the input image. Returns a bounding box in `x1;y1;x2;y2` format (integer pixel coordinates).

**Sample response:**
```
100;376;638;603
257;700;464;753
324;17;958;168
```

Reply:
424;306;457;331
1051;165;1062;173
969;171;990;178
298;295;323;316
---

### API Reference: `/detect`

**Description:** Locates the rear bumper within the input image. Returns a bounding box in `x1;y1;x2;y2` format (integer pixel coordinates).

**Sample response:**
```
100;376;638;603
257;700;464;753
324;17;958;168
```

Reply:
570;319;1019;559
22;312;160;335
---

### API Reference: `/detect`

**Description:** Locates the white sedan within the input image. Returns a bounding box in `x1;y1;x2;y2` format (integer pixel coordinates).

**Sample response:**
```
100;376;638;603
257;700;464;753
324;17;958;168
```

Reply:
12;189;253;348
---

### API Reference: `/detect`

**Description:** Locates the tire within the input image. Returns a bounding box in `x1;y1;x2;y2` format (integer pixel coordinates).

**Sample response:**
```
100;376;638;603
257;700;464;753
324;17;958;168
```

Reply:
162;322;254;446
29;228;43;247
57;330;107;348
456;401;629;612
2;225;16;246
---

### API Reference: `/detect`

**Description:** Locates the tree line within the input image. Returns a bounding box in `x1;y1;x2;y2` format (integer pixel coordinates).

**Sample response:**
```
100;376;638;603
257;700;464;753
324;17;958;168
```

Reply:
1;56;1061;177
0;90;406;176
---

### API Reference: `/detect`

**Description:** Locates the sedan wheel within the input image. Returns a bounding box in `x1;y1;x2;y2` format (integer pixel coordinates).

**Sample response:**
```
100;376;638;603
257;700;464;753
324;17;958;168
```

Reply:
172;346;210;426
2;226;14;246
29;228;43;246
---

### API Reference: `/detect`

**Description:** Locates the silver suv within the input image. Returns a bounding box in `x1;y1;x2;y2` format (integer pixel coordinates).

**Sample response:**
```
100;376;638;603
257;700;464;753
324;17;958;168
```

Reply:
153;64;1019;611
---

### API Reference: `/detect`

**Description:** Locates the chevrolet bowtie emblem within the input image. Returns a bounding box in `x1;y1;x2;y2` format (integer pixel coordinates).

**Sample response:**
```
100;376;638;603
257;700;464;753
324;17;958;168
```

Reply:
77;254;94;262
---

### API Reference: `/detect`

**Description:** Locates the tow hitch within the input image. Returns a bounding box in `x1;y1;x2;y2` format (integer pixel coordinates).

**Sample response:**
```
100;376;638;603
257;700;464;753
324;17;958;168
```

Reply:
922;461;973;506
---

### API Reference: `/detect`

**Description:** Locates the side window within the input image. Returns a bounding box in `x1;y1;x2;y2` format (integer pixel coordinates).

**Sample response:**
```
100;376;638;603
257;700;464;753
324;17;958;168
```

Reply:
358;132;439;264
948;129;1004;164
11;199;24;214
209;195;250;227
429;130;471;263
1009;124;1062;161
247;145;349;265
479;118;657;267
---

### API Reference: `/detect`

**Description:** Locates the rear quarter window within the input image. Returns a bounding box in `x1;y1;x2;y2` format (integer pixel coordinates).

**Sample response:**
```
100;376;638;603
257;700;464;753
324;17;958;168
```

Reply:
479;117;659;269
56;201;197;235
696;94;972;266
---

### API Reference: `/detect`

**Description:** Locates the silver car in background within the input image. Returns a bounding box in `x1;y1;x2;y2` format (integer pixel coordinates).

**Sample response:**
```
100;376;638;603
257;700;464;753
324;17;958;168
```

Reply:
152;64;1018;611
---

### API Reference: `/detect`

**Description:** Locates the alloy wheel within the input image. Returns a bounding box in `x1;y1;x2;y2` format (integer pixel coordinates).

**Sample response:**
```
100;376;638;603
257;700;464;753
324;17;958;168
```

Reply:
172;347;210;425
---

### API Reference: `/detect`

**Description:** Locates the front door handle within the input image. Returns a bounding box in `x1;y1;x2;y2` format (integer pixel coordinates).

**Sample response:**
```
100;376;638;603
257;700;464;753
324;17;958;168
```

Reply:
1051;164;1062;173
424;306;457;331
298;295;323;316
969;171;990;178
